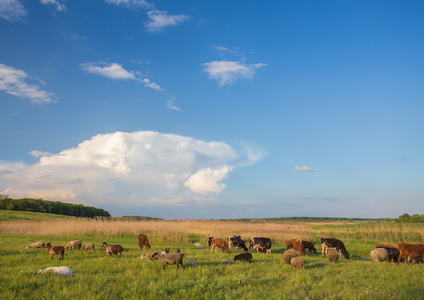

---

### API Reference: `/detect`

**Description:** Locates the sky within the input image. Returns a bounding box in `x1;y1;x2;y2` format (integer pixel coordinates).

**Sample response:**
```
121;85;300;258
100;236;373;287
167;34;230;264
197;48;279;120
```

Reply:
0;0;423;219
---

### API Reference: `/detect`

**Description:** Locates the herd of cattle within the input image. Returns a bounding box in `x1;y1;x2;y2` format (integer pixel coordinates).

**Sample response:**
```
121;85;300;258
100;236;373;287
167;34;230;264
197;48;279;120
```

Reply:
26;234;424;270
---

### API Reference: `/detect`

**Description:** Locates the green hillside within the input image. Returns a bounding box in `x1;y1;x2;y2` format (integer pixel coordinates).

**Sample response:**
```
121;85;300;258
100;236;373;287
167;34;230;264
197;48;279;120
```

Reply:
0;210;69;221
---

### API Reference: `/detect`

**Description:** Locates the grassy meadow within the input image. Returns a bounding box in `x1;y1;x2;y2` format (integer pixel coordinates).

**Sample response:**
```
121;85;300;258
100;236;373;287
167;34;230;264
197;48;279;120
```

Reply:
0;212;423;299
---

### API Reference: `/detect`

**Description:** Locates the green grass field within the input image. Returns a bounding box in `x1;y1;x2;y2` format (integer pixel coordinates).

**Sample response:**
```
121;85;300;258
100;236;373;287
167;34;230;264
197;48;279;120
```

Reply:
0;211;423;299
0;210;68;221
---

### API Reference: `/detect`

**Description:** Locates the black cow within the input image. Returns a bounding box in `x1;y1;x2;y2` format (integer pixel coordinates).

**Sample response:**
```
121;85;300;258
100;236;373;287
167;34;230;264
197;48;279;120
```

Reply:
320;237;349;259
228;235;248;251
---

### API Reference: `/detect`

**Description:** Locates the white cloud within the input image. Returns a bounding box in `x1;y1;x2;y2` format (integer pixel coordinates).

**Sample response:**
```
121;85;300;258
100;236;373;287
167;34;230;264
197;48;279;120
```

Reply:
202;60;267;86
146;9;190;32
166;97;181;111
80;62;136;80
294;166;315;172
184;166;234;194
30;150;53;158
0;131;261;208
105;0;151;9
142;78;161;91
0;63;56;104
40;0;66;12
80;61;162;91
0;0;27;22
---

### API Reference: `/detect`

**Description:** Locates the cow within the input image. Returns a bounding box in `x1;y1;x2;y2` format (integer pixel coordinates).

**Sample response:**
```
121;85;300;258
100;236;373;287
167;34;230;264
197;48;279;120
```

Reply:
320;237;349;259
302;240;318;254
210;238;231;253
374;244;400;263
292;239;306;256
321;243;339;257
249;236;272;253
397;243;424;265
138;234;151;250
228;235;248;252
207;237;215;251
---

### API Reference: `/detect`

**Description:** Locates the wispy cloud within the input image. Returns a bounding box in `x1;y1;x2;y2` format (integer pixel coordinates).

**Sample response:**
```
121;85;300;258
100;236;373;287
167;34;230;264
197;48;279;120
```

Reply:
0;63;56;104
0;0;27;22
294;166;315;172
146;9;190;32
80;61;163;91
166;97;181;111
105;0;152;9
80;62;136;80
40;0;66;12
0;131;257;207
214;45;239;55
203;60;267;86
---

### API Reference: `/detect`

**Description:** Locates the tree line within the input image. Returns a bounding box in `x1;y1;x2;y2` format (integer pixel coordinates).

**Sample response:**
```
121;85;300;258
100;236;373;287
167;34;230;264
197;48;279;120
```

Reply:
0;194;110;218
394;213;424;223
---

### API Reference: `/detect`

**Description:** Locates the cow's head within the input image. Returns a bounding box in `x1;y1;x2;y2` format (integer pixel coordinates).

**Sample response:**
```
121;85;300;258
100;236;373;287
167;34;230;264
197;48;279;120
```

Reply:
343;251;350;259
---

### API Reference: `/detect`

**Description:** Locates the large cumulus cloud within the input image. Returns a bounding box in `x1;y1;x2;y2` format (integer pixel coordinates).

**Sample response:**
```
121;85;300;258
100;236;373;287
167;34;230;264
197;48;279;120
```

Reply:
0;131;262;210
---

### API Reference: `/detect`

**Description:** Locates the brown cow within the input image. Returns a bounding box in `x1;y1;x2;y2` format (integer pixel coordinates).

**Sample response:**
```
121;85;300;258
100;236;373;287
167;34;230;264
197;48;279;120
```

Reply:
211;238;231;253
138;234;151;250
397;243;424;265
302;240;317;254
292;239;306;256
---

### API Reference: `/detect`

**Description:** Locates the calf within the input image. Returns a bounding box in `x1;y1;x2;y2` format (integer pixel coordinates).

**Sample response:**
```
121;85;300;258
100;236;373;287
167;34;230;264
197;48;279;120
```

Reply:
138;234;151;250
321;243;339;257
211;238;231;253
45;242;65;260
228;235;248;251
397;243;424;265
320;237;349;259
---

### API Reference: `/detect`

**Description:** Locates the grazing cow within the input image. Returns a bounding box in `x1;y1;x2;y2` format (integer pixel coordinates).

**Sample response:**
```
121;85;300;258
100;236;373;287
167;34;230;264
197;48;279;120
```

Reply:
249;236;272;253
302;240;318;254
234;252;253;263
320;237;349;259
138;234;151;250
374;244;400;262
292;239;306;256
207;237;215;251
397;243;424;265
228;235;248;251
286;239;294;249
211;238;231;253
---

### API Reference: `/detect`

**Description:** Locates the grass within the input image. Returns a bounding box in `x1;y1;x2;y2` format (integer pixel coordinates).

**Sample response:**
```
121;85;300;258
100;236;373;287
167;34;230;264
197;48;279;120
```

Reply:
0;215;423;299
0;210;68;221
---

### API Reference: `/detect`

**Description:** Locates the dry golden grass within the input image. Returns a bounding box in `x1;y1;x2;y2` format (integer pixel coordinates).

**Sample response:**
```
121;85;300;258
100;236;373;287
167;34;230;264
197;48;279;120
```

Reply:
1;217;422;245
0;217;316;244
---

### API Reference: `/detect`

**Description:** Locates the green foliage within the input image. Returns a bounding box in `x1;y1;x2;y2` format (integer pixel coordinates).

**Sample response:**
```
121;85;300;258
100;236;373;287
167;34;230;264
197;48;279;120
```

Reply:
0;195;110;218
394;213;424;223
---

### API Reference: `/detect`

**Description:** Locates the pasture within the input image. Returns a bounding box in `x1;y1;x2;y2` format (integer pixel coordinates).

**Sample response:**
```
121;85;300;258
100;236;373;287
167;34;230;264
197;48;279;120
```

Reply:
0;214;423;299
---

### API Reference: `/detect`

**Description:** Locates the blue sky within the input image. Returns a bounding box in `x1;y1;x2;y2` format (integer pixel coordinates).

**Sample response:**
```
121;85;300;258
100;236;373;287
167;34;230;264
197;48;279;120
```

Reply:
1;0;423;219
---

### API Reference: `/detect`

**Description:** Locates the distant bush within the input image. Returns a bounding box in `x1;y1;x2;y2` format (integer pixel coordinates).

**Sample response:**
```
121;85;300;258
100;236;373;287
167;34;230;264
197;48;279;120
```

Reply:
394;213;424;223
0;195;110;218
